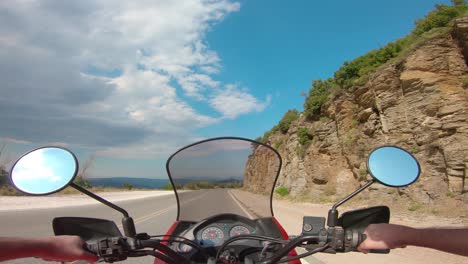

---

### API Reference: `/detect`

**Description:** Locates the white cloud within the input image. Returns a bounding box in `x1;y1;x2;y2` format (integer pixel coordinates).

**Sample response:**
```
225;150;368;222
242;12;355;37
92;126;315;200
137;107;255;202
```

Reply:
210;85;271;119
0;0;270;158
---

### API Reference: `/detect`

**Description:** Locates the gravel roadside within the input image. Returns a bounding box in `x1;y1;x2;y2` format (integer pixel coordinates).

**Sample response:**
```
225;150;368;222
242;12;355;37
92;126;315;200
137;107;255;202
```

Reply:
230;189;468;264
0;190;174;211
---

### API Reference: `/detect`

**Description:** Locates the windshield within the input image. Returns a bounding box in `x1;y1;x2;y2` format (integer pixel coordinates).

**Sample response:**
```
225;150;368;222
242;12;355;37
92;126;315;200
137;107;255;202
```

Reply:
166;137;281;221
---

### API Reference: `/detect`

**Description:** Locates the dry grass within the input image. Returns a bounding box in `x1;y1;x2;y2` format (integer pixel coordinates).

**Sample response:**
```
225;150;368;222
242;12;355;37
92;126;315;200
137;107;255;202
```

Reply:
0;185;150;196
0;185;23;196
57;186;148;195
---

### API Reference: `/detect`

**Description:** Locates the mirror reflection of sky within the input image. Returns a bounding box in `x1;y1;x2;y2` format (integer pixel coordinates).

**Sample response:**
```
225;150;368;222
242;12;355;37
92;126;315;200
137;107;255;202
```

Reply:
368;147;420;187
11;148;76;194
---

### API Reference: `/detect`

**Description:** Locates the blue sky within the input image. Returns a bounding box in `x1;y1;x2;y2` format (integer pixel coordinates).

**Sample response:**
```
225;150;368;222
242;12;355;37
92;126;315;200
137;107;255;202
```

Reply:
0;0;453;179
198;0;452;139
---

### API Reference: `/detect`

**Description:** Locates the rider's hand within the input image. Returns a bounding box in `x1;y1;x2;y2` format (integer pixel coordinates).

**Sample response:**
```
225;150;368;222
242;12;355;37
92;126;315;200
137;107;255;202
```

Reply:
357;224;410;253
38;236;99;263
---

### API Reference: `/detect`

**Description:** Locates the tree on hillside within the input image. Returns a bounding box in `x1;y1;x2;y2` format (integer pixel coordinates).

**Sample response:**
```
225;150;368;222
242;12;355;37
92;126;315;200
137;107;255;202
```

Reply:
0;142;10;186
75;154;95;188
0;166;8;186
122;183;133;190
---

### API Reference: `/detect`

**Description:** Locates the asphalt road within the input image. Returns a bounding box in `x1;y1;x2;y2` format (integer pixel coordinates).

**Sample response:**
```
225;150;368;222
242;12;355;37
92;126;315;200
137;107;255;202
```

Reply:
0;190;321;264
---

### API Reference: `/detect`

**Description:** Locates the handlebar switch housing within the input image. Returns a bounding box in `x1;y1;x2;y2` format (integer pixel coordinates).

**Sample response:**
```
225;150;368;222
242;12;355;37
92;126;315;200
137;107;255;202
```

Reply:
91;237;128;263
328;227;345;252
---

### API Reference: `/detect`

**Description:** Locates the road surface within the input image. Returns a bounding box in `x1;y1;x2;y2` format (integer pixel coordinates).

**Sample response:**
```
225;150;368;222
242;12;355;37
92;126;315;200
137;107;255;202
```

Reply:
0;189;321;264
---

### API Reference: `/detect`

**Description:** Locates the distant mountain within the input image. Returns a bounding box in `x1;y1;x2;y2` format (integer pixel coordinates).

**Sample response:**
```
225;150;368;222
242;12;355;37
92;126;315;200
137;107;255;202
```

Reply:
171;177;243;185
88;177;169;189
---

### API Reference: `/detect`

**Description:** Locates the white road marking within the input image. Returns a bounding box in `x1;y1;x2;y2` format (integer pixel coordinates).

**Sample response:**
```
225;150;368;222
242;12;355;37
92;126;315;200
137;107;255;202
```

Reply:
118;191;210;228
228;190;253;219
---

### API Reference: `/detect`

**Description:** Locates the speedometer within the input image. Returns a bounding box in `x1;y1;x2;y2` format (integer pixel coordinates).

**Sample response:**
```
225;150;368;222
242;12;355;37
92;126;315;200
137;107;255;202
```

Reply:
229;225;250;237
201;226;224;246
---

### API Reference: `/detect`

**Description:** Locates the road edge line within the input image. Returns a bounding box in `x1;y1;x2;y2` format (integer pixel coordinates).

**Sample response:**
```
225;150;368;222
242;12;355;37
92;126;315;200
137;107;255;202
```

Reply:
228;190;253;219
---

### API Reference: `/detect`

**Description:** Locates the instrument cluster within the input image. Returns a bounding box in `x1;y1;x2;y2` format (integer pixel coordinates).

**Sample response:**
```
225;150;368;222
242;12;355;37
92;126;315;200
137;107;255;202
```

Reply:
197;222;254;247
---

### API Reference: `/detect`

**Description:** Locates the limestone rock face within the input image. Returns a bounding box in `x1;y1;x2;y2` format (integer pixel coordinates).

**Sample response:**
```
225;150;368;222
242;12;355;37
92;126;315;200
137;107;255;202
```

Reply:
246;17;468;217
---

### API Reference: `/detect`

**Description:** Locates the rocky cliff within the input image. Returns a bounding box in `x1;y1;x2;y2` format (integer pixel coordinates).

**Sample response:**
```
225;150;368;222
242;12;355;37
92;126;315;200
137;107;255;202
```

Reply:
247;17;468;220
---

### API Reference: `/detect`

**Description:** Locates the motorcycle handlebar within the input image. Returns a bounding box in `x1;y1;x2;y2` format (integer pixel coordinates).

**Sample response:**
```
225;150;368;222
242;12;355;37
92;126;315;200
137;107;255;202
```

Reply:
83;226;389;264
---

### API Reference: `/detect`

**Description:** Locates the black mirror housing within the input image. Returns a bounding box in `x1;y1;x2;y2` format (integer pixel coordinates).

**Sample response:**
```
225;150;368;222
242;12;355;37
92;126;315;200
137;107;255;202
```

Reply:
337;206;390;230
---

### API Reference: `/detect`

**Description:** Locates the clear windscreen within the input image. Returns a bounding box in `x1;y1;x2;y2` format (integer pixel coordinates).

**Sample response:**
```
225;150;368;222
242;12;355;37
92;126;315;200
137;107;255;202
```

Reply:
167;138;281;221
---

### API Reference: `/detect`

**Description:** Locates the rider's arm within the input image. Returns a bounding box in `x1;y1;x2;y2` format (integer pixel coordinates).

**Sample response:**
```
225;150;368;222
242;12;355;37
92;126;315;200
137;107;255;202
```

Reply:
0;235;99;262
358;223;468;257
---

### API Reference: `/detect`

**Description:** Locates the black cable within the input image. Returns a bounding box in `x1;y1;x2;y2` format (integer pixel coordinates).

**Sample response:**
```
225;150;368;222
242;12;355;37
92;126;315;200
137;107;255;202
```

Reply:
215;235;289;261
257;235;320;264
149;234;209;257
140;239;188;263
158;238;204;252
276;244;329;263
150;250;178;264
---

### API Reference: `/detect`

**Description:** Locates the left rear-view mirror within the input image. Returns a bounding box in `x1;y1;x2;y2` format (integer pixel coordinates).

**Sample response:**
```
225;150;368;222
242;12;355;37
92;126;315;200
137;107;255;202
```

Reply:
10;147;78;195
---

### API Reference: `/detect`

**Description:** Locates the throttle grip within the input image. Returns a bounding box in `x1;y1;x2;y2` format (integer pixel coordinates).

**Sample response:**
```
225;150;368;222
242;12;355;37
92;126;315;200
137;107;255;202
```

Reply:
360;234;390;254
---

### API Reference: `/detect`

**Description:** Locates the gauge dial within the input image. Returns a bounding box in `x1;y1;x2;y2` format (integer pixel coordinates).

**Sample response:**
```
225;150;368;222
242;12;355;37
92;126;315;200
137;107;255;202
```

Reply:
201;226;224;246
229;225;250;237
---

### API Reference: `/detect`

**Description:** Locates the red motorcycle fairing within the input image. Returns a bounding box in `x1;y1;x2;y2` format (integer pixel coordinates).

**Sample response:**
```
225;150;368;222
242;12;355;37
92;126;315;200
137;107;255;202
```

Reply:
155;221;180;264
272;217;301;264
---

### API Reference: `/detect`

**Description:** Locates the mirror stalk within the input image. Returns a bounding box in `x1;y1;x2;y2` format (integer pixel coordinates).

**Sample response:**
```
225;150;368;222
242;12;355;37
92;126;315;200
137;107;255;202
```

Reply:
327;180;375;227
70;183;137;237
71;183;130;217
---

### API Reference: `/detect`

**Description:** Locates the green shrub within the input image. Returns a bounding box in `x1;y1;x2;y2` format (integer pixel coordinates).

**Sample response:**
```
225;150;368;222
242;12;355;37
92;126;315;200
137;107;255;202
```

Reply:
278;110;299;133
0;185;21;196
410;144;421;154
257;125;279;143
183;181;220;190
297;127;313;146
408;202;423;211
413;3;468;36
343;128;359;146
257;110;299;143
463;76;468;88
0;166;9;186
163;182;173;190
275;186;289;197
295;128;313;159
74;176;91;189
324;184;337;196
304;79;334;118
273;139;284;150
446;190;457;198
358;169;368;181
122;183;133;190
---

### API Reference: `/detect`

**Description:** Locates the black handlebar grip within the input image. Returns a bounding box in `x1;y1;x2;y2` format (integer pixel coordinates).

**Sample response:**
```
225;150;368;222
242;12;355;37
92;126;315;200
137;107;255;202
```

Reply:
369;249;391;254
360;234;390;254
